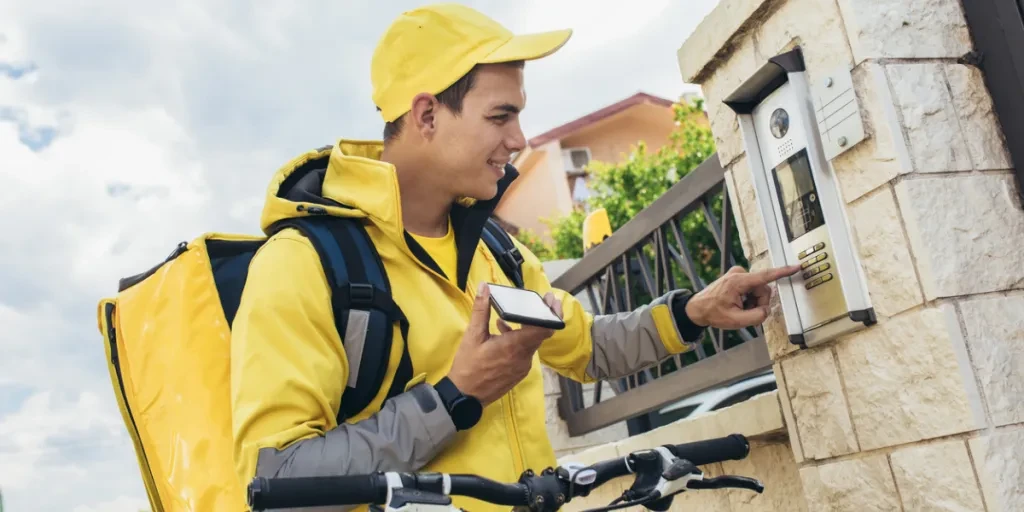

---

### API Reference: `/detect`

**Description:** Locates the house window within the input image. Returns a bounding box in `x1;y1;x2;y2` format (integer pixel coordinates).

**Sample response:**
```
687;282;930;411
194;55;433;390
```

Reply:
562;147;591;172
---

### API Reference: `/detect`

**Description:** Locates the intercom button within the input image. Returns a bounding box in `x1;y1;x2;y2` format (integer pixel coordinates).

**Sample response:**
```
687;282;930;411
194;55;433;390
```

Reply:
820;273;833;283
802;262;831;280
801;259;815;270
806;276;824;289
798;242;826;260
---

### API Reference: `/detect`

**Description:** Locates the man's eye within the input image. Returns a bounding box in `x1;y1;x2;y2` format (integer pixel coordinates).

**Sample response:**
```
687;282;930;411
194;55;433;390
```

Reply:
491;114;509;122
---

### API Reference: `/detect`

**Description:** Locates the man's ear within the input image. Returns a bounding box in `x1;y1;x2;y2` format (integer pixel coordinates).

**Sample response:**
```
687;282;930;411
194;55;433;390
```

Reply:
410;93;438;139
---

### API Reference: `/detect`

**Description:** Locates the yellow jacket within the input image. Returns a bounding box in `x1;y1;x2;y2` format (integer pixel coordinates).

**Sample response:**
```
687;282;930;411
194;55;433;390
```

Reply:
230;140;702;511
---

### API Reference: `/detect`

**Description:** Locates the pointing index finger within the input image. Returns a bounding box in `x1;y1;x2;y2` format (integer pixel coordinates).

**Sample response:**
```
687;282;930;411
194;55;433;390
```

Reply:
741;264;801;287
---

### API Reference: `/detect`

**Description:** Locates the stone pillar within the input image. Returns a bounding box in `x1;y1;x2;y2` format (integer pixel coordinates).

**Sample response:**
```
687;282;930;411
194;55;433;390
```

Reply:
677;0;1023;510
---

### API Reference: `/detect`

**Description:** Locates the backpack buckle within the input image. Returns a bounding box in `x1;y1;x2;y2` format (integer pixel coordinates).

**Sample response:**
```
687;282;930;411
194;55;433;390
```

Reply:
501;247;524;271
348;283;375;309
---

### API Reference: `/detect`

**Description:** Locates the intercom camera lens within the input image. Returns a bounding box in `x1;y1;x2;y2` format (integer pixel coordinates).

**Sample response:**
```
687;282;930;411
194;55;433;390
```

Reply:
770;108;789;139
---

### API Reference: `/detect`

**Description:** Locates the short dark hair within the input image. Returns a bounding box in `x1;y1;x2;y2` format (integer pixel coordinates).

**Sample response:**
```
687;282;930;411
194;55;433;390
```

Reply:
381;60;524;142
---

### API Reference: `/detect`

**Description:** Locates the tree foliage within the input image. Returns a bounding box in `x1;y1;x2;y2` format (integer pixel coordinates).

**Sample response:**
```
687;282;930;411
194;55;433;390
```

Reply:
515;96;739;288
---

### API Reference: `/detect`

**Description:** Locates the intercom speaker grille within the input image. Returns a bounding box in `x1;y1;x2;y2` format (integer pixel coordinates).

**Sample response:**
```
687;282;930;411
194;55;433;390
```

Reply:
779;139;794;158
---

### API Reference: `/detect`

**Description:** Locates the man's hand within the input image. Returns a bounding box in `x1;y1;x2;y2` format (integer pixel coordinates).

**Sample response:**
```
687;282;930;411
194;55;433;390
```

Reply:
447;284;563;407
685;264;801;329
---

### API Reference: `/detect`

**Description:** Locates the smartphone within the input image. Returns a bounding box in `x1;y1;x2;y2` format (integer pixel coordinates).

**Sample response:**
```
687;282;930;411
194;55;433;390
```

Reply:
487;283;566;330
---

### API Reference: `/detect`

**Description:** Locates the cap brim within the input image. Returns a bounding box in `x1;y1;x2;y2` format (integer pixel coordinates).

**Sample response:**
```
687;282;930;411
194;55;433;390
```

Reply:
479;29;573;64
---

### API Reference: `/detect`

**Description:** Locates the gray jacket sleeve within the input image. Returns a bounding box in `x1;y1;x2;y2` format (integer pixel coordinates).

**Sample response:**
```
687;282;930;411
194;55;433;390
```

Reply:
253;383;456;511
585;289;704;381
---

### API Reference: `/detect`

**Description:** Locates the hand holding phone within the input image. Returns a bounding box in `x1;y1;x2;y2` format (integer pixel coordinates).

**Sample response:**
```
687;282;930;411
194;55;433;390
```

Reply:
487;283;566;330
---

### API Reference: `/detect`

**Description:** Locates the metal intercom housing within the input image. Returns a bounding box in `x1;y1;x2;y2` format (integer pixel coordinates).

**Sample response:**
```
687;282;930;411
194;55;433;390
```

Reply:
724;48;876;348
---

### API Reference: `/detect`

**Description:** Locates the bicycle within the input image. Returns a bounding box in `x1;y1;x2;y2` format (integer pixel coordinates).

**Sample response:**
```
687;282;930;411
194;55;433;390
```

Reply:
247;433;765;512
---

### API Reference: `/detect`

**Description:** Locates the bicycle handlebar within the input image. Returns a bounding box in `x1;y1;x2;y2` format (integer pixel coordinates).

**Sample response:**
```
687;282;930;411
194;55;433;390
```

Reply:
248;433;761;511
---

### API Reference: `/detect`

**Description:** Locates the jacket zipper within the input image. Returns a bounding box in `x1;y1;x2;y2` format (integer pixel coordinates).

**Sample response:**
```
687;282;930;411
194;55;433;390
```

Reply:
104;303;162;512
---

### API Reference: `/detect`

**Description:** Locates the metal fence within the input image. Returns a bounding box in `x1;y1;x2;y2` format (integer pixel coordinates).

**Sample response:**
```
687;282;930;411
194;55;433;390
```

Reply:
551;154;774;437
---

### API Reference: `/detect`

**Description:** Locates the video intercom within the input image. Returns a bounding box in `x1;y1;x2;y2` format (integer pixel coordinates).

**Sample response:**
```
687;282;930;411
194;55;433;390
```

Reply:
723;47;875;348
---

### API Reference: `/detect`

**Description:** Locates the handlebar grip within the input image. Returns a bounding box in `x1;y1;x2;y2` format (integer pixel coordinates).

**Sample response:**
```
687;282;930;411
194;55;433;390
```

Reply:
667;434;750;466
248;475;387;511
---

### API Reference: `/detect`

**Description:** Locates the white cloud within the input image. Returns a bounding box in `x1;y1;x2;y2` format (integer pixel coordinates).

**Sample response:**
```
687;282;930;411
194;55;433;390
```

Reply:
0;1;719;510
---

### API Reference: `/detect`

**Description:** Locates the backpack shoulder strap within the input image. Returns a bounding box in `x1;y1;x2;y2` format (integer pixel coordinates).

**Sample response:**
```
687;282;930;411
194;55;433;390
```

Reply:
271;216;414;422
481;218;525;289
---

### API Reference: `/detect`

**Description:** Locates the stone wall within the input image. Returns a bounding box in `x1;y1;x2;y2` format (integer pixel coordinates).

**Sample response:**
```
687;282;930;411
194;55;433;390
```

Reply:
556;391;808;512
674;0;1024;510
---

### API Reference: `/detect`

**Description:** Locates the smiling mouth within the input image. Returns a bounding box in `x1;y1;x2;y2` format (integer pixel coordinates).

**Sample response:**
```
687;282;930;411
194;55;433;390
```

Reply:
487;160;507;171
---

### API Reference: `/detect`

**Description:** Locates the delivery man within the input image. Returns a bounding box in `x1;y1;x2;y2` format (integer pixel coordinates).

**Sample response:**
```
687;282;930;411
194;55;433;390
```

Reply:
230;3;800;511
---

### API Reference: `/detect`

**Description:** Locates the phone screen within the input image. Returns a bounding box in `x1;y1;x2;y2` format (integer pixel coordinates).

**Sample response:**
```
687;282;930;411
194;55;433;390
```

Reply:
487;284;564;329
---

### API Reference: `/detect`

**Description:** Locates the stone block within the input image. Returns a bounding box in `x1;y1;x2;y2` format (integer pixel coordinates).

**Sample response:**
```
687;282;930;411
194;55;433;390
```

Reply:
728;156;768;258
544;395;628;454
799;454;901;511
849;186;924;318
773;362;804;463
887;62;973;173
542;366;561;397
945;63;1014;171
958;294;1024;427
780;348;858;459
724;169;752;263
890;439;986;511
700;35;760;166
895;174;1024;300
721;442;809;512
754;0;854;86
676;0;771;83
834;307;985;451
831;62;911;203
836;0;972;64
969;428;1024;512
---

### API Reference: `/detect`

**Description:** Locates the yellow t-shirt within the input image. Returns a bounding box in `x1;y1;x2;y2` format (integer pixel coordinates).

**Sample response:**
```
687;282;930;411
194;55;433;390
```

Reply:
408;218;458;287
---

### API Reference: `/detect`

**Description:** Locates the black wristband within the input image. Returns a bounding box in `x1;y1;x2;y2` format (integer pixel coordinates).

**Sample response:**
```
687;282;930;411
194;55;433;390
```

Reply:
671;293;707;342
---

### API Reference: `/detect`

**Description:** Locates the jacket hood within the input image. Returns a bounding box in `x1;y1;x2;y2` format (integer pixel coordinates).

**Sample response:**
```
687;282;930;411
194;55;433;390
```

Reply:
258;139;520;289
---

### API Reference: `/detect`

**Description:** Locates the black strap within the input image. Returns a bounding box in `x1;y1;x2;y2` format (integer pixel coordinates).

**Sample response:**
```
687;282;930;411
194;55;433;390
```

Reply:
271;216;413;422
481;218;525;288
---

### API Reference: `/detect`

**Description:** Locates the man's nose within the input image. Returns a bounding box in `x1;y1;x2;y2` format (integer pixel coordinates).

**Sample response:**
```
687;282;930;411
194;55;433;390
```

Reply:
507;124;527;153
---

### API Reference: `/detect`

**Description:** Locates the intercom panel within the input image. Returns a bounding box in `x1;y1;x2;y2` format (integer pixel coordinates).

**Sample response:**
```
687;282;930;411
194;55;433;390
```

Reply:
723;47;875;348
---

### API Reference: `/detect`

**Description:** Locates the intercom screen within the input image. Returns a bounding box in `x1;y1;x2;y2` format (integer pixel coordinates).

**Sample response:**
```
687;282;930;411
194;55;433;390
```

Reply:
772;149;825;241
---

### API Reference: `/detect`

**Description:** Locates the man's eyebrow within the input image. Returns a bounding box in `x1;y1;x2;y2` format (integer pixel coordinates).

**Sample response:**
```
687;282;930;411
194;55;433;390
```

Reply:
492;103;521;114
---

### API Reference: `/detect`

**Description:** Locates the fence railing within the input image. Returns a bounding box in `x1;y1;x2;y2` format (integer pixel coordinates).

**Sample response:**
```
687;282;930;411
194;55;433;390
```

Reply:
551;153;773;437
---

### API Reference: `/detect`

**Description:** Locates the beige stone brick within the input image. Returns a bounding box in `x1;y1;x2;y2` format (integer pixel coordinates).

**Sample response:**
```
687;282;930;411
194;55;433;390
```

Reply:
895;174;1024;300
887;62;973;173
969;428;1024;512
836;0;972;64
754;0;854;86
676;0;770;83
890;440;986;511
728;156;768;259
799;454;901;511
724;169;752;264
773;362;804;463
780;348;858;459
721;442;809;512
763;284;797;360
700;36;760;167
958;294;1024;427
831;62;912;203
544;395;628;454
835;307;985;451
542;366;562;397
849;186;924;318
945;63;1013;171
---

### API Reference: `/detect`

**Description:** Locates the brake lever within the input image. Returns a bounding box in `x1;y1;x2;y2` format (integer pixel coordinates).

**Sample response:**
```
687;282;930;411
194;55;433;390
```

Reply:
686;475;764;493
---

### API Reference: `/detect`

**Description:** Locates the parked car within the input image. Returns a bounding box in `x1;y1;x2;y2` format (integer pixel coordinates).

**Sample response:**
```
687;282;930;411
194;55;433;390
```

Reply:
650;370;778;427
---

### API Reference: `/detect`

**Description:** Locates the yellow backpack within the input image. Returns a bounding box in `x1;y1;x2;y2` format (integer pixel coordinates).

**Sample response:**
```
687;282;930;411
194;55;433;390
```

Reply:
96;161;526;511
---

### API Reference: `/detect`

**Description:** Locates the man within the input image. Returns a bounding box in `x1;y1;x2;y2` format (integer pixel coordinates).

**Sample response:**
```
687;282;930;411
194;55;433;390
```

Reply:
230;3;799;511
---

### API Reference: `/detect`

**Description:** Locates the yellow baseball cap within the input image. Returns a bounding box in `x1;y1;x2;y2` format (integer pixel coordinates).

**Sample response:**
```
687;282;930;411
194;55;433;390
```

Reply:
371;3;572;123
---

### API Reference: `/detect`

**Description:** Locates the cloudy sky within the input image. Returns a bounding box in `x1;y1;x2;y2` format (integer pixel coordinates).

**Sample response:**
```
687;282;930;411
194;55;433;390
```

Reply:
0;0;717;510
